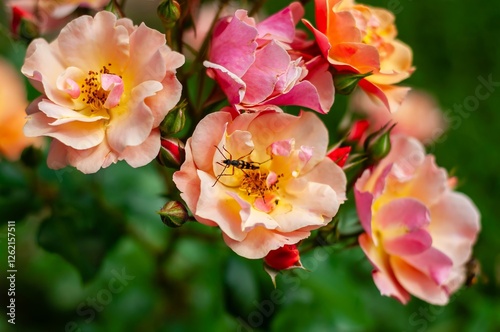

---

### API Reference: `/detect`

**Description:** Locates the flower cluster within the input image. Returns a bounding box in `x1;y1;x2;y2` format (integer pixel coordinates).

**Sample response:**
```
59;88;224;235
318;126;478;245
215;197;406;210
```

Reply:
10;0;480;308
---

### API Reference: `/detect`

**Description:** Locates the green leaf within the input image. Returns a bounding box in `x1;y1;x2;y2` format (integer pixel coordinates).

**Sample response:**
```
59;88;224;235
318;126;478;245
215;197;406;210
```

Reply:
37;193;125;282
0;161;42;223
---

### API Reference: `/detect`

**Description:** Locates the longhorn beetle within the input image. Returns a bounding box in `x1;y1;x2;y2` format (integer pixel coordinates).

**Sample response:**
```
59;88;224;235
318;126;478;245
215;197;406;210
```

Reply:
212;145;271;187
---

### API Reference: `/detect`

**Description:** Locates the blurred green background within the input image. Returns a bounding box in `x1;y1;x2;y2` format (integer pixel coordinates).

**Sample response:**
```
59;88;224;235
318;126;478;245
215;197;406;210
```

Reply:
1;0;499;331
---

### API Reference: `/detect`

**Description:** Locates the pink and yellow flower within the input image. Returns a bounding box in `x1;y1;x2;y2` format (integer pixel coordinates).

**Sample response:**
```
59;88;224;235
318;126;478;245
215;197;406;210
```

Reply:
350;89;447;144
305;0;414;112
204;2;334;114
22;11;184;173
173;110;346;258
355;135;480;304
0;58;42;160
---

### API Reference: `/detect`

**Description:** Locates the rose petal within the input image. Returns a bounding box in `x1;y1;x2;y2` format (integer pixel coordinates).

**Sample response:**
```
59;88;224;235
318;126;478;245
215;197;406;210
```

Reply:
106;81;160;152
391;256;450;305
208;10;258;77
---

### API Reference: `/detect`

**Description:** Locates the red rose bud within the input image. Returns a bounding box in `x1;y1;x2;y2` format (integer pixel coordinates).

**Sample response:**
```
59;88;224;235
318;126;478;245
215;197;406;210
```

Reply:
327;146;351;167
158;200;189;227
333;71;373;95
158;138;185;168
348;119;370;142
264;244;301;270
11;6;39;40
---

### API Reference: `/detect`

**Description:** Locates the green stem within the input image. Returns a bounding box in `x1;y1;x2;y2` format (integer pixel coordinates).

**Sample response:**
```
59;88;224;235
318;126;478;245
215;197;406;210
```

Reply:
249;0;268;16
192;0;229;66
112;0;126;17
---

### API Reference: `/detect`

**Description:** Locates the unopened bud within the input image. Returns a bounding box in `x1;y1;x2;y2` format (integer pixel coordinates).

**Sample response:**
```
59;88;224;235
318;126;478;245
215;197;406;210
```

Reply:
334;71;372;95
264;244;302;270
158;138;185;168
157;0;181;31
11;6;39;41
327;146;351;168
366;123;396;162
158;201;189;227
348;119;370;142
160;100;187;137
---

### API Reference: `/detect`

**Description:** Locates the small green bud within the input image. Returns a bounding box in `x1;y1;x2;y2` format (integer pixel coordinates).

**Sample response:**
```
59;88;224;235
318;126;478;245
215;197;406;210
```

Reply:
334;71;373;95
19;18;39;42
367;123;396;162
11;6;39;42
157;0;181;31
158;201;189;227
160;100;187;137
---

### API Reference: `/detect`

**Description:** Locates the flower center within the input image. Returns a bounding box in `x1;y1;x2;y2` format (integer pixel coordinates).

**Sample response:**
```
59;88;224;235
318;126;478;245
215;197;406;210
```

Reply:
78;64;124;116
361;21;394;61
239;171;283;197
239;170;284;213
82;69;108;111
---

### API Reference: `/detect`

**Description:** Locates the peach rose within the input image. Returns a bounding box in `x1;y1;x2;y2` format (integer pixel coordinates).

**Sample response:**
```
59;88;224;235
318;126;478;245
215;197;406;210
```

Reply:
305;0;414;112
173;110;347;258
0;58;42;160
350;89;447;144
22;11;184;173
355;135;480;304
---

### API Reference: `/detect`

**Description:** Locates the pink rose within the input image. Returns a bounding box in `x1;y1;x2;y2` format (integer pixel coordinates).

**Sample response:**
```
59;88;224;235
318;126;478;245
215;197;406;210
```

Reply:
0;58;42;160
22;11;184;173
173;110;347;258
355;135;480;304
305;0;414;112
204;3;334;114
350;89;447;144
